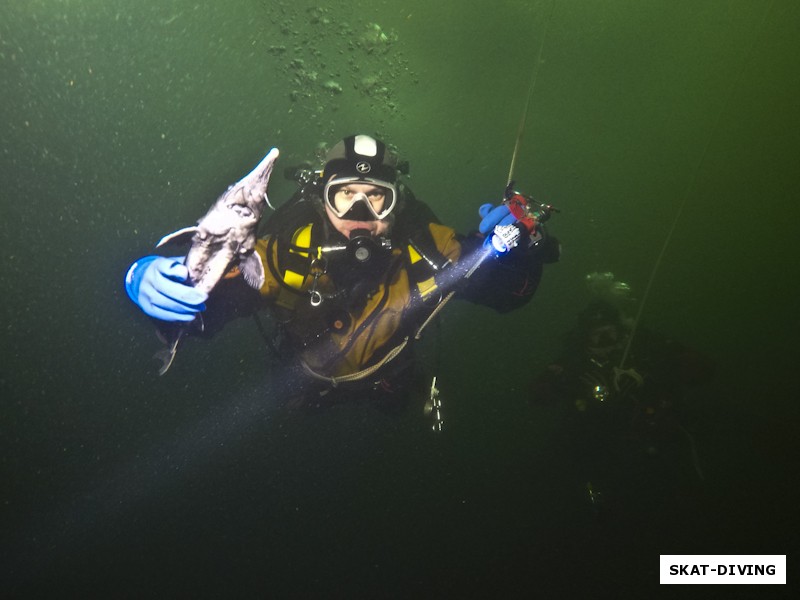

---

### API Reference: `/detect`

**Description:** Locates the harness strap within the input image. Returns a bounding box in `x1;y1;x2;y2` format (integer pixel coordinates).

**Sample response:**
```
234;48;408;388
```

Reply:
274;222;451;382
300;336;410;386
406;230;450;303
407;243;440;301
283;223;314;288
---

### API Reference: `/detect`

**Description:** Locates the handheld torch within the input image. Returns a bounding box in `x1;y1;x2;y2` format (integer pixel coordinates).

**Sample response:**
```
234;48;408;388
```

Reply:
490;181;559;253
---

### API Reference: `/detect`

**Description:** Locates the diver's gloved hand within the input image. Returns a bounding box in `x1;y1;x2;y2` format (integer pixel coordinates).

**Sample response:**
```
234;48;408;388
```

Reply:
124;256;208;322
478;203;516;236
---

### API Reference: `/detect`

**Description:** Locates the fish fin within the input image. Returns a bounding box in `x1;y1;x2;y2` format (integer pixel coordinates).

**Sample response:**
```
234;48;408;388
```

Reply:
241;252;265;289
153;329;185;375
156;226;198;248
196;313;205;334
154;347;177;376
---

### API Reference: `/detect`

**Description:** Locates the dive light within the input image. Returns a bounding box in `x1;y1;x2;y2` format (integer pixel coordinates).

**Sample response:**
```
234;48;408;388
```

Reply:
490;182;559;253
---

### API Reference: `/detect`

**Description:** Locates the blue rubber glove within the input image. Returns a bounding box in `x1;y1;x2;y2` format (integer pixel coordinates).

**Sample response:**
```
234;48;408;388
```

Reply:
478;203;516;235
124;256;208;322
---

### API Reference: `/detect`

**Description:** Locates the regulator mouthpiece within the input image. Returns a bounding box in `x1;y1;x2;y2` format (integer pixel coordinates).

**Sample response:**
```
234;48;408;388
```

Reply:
347;229;391;263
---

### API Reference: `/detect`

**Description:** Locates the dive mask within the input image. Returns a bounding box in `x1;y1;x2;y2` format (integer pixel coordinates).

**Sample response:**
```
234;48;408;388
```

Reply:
324;176;397;221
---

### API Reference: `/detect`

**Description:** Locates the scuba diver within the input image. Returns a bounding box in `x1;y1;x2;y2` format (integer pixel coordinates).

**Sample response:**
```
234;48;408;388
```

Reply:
531;274;715;515
125;134;560;409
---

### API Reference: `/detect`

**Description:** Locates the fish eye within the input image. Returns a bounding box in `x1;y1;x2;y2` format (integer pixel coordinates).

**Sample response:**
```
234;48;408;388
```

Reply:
232;206;253;218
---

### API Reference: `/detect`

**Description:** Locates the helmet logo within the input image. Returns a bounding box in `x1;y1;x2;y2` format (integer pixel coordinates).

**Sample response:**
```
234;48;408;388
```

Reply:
356;161;371;174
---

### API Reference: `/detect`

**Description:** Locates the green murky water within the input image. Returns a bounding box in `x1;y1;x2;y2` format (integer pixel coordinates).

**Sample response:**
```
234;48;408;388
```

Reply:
2;1;796;595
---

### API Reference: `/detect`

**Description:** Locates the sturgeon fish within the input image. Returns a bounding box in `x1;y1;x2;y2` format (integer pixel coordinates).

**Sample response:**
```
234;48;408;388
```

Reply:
153;147;279;374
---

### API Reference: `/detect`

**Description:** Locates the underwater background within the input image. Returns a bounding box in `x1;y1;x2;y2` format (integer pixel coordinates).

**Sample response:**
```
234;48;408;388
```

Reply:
1;0;797;597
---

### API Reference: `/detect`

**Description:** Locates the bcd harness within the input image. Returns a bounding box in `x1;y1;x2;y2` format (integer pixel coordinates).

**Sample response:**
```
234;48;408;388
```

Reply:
262;220;451;386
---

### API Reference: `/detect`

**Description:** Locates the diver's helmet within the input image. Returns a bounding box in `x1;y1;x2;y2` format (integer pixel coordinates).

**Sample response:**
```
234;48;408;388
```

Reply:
322;134;399;221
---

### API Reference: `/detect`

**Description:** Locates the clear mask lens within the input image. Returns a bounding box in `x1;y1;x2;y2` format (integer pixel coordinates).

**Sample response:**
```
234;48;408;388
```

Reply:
324;178;396;220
